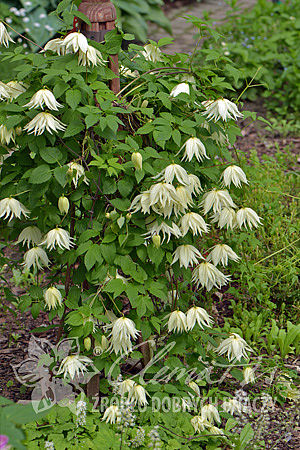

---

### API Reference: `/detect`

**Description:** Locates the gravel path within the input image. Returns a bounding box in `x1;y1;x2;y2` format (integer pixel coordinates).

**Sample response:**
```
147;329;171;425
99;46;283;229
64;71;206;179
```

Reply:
151;0;258;53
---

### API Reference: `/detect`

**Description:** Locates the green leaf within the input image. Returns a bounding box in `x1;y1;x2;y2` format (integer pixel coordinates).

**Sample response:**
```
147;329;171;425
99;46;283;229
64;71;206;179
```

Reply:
84;244;103;270
40;147;63;164
66;89;82;110
63;120;84;138
72;11;92;26
54;166;68;187
29;165;52;184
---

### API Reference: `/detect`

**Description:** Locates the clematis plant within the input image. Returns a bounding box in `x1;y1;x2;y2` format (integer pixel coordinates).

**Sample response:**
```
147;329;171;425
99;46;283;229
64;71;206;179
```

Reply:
0;6;263;442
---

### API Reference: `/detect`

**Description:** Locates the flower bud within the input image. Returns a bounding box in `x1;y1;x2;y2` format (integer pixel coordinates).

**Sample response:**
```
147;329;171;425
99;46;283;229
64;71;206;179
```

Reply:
126;213;132;221
152;234;161;248
58;195;69;214
15;126;22;136
131;152;143;171
84;337;91;352
105;212;111;219
94;336;109;355
141;100;148;108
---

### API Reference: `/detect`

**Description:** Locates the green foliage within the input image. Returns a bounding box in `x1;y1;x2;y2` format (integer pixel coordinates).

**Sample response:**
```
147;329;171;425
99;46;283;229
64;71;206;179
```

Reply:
197;0;300;123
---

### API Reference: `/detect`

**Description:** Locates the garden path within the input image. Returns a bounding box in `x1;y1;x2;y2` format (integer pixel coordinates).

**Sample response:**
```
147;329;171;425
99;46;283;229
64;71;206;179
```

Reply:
151;0;258;54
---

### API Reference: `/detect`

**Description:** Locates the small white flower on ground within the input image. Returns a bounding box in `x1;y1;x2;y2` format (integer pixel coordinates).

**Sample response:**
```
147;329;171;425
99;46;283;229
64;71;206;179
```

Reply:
188;174;202;195
144;220;182;243
155;163;190;186
192;262;231;291
63;32;88;54
58;196;69;215
44;287;62;310
24;89;62;111
0;81;12;100
0;124;15;145
67;162;89;188
0;21;15;47
216;332;253;361
23;247;49;270
179;212;209;236
57;354;92;379
222;398;243;415
186;306;213;330
0;197;29;222
172;245;203;269
170;83;190;98
222;165;248;188
202;98;243;122
212;207;237;230
201;404;220;424
42;227;74;251
243;367;256;384
103;405;120;424
188;381;200;396
201;189;236;215
131;152;143;170
23;112;66;135
142;43;162;62
236;207;262;229
207;244;240;267
17;226;42;247
110;317;140;355
7;81;26;100
181;137;209;162
78;45;106;67
167;310;187;333
129;384;148;406
191;415;210;433
43;38;65;55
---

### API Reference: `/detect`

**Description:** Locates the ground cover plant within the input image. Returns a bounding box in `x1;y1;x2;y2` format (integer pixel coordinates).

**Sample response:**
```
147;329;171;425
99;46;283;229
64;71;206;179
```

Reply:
196;0;300;130
0;1;299;449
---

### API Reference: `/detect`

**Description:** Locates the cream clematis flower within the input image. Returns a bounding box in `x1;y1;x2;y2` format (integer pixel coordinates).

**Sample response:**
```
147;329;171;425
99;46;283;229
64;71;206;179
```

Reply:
192;262;231;291
243;367;255;384
0;81;11;100
201;189;236;215
0;124;15;145
57;354;92;379
78;45;106;67
118;379;136;396
103;405;120;424
211;207;237;230
142;43;162;62
191;415;210;433
207;244;240;267
7;81;27;100
42;227;74;251
186;306;213;330
155;164;190;186
202;98;243;122
170;83;190;98
43;38;66;55
181;137;209;162
0;197;29;222
172;245;203;269
67;162;89;188
167;310;187;333
17;226;42;247
222;398;243;415
144;220;182;243
58;196;69;215
179;212;209;236
63;32;88;54
23;112;66;135
188;174;202;195
236;207;262;229
44;287;63;310
201;404;220;424
23;247;49;271
109;317;140;355
221;165;248;188
129;384;148;406
216;332;253;361
174;186;193;216
129;192;151;214
0;22;15;47
24;89;63;111
149;182;179;217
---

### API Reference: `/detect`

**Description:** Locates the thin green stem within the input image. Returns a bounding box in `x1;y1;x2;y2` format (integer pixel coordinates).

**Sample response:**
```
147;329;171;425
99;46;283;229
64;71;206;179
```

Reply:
254;238;300;266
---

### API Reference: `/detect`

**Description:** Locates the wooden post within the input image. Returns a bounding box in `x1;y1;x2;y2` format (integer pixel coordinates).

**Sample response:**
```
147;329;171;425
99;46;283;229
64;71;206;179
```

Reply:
78;0;120;94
